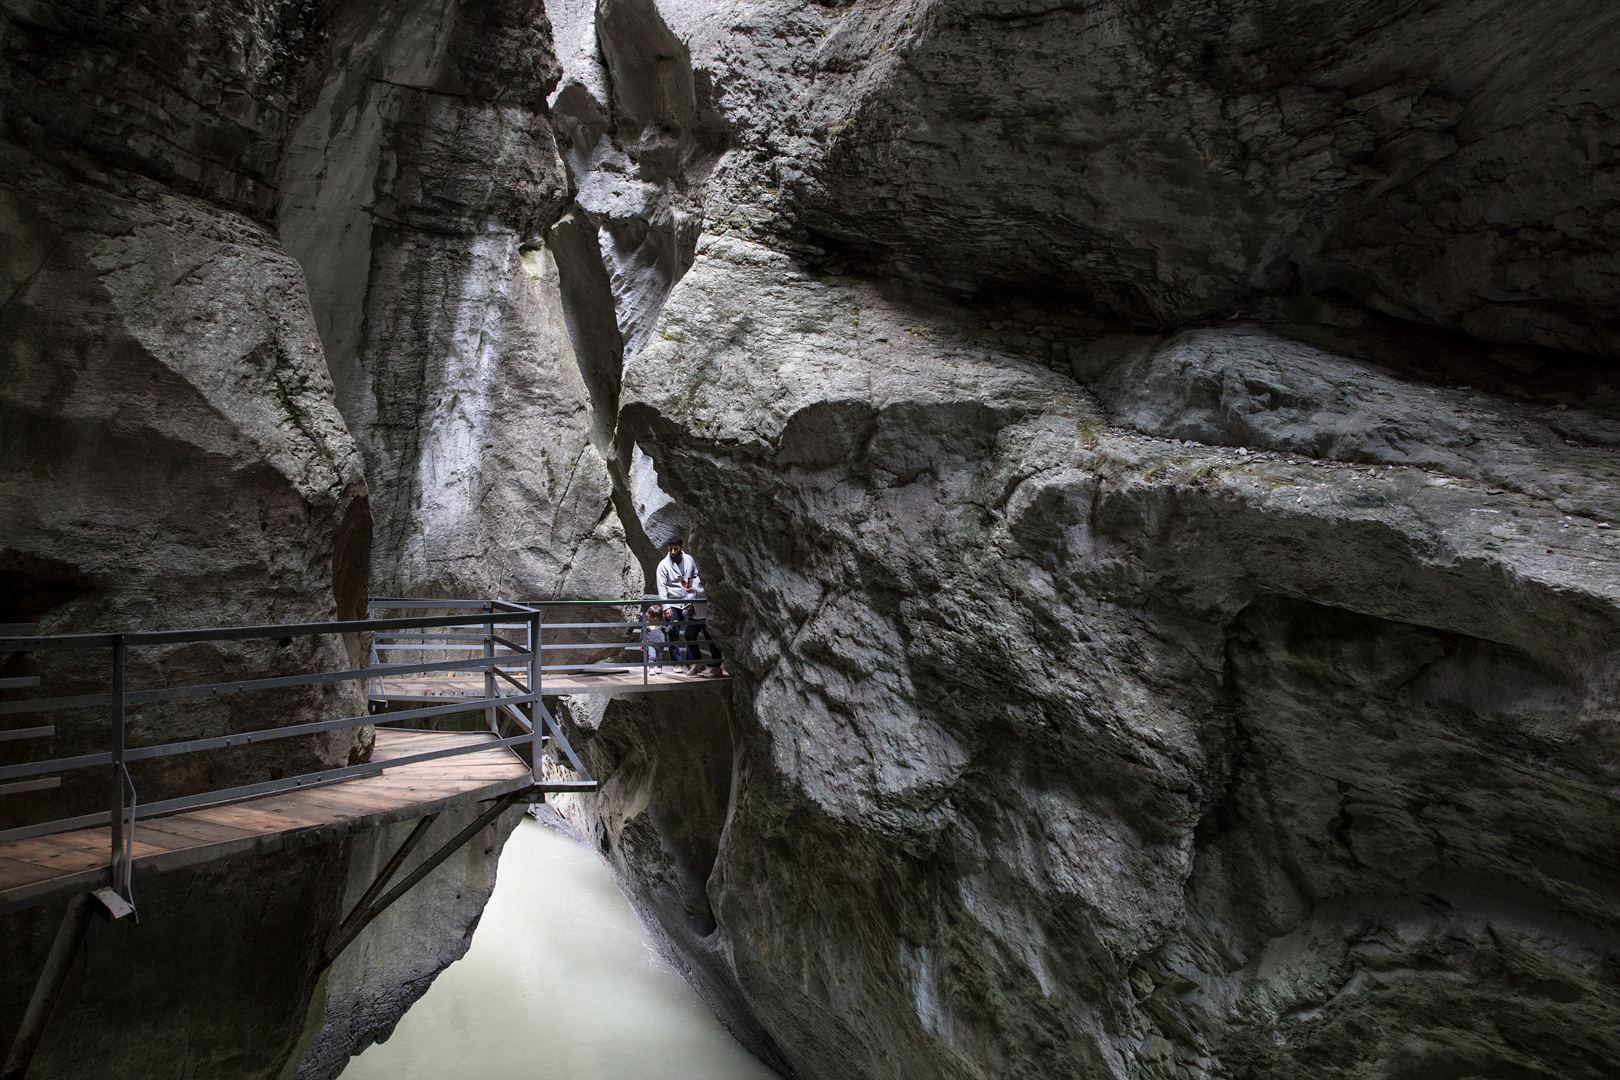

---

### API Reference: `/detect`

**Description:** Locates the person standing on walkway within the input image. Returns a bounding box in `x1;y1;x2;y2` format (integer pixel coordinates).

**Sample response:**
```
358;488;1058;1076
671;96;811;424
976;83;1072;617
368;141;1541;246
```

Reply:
657;538;699;669
684;575;723;676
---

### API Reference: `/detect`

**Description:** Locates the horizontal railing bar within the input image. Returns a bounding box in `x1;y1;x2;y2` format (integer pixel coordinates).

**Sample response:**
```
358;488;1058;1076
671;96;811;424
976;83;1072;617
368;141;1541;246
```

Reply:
0;653;531;717
0;726;54;742
514;600;661;606
0;731;540;845
0;611;540;653
542;659;721;672
367;599;517;609
0;777;60;796
372;665;532;673
122;694;536;764
0;676;41;689
535;621;653;630
539;643;638;651
0;691;536;781
0;809;110;845
367;694;494;704
370;595;534;612
370;634;496;642
374;646;492;652
0;750;112;783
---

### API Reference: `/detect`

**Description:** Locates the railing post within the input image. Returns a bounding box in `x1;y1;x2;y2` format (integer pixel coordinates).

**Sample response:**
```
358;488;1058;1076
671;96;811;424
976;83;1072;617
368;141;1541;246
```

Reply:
642;600;649;686
108;635;127;896
367;600;379;702
483;602;496;734
528;611;541;785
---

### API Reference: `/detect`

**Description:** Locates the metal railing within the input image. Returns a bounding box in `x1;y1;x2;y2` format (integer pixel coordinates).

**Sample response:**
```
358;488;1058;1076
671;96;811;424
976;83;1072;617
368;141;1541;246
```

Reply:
366;597;723;697
0;601;595;909
522;596;723;689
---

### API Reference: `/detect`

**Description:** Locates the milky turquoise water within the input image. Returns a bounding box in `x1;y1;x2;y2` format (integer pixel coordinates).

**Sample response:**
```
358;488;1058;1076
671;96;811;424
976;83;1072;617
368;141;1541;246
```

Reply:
338;817;780;1080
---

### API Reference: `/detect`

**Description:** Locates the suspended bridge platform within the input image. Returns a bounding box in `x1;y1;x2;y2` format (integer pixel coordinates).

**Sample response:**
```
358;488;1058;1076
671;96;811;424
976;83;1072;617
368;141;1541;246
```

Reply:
0;728;546;916
1;596;721;1078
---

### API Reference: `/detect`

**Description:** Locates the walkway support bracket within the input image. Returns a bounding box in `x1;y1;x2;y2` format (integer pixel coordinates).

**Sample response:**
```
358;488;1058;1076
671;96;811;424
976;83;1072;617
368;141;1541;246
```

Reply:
317;789;530;973
330;812;440;947
2;893;96;1080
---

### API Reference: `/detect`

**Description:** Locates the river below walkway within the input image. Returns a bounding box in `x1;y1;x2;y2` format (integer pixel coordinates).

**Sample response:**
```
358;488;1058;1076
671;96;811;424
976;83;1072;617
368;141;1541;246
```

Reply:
338;817;780;1080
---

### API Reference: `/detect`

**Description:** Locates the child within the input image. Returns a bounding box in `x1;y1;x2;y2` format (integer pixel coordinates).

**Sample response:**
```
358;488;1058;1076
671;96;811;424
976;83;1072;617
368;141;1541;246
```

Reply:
643;605;672;674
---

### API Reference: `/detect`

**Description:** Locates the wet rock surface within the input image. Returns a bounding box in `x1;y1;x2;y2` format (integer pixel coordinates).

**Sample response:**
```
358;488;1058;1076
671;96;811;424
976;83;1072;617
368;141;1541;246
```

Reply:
546;688;798;1076
615;234;1620;1079
279;0;633;600
5;0;1620;1078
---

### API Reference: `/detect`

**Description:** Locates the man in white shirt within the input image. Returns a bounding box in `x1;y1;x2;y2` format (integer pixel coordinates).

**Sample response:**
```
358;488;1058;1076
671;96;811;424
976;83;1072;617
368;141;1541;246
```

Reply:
656;537;698;606
655;538;722;676
656;538;697;670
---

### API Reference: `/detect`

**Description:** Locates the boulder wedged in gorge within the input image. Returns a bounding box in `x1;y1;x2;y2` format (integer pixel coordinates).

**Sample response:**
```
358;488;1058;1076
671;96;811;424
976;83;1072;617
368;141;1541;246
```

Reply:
614;235;1620;1079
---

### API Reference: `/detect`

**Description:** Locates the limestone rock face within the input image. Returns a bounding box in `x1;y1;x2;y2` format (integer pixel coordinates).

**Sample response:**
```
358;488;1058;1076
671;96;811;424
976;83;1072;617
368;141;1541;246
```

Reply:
679;0;1620;355
538;2;1620;1078
616;235;1620;1080
6;1;1620;1079
4;5;368;1077
280;0;633;600
1;0;376;832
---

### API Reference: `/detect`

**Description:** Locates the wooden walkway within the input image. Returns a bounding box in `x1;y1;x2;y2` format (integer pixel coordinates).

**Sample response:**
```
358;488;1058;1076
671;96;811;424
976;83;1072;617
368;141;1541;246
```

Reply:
372;668;729;702
0;729;534;915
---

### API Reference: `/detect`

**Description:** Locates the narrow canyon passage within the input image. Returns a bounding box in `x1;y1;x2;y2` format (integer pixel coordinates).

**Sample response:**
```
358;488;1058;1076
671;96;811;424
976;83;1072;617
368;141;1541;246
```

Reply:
338;817;779;1080
4;0;1620;1077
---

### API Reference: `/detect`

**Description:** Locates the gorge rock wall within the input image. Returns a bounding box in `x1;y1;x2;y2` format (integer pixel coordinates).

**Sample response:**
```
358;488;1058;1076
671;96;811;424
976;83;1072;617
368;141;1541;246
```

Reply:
279;0;634;600
555;2;1620;1079
0;3;377;1074
617;238;1620;1079
2;0;649;1073
6;1;1620;1078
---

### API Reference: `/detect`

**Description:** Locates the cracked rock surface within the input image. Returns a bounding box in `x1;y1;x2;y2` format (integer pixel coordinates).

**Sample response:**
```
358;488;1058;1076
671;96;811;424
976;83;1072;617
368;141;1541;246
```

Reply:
535;2;1620;1079
5;0;1620;1078
614;234;1620;1080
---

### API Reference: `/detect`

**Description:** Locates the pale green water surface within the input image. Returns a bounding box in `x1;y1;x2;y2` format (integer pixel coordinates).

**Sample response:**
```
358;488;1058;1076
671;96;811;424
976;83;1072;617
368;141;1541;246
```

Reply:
339;817;780;1080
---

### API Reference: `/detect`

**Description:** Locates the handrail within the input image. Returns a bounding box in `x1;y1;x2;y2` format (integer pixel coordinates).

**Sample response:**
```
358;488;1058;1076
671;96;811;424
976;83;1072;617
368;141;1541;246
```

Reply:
0;611;541;652
0;654;526;716
0;600;599;911
363;595;722;703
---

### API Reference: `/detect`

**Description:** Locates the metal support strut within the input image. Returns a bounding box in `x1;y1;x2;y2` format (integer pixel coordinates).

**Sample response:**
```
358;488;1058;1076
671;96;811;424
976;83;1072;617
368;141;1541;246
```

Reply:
317;790;527;973
1;893;96;1080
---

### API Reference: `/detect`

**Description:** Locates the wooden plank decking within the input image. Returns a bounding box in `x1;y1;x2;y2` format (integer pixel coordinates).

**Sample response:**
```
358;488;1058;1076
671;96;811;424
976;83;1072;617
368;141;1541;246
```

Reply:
0;728;535;915
372;668;729;700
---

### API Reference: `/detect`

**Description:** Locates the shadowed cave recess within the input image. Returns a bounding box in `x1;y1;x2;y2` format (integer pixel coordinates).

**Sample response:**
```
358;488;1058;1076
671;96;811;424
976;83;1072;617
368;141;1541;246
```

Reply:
3;0;1620;1078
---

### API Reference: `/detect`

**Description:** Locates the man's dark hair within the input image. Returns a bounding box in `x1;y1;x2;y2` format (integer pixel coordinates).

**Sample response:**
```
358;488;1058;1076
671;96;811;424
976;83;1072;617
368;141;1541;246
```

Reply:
668;537;684;547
